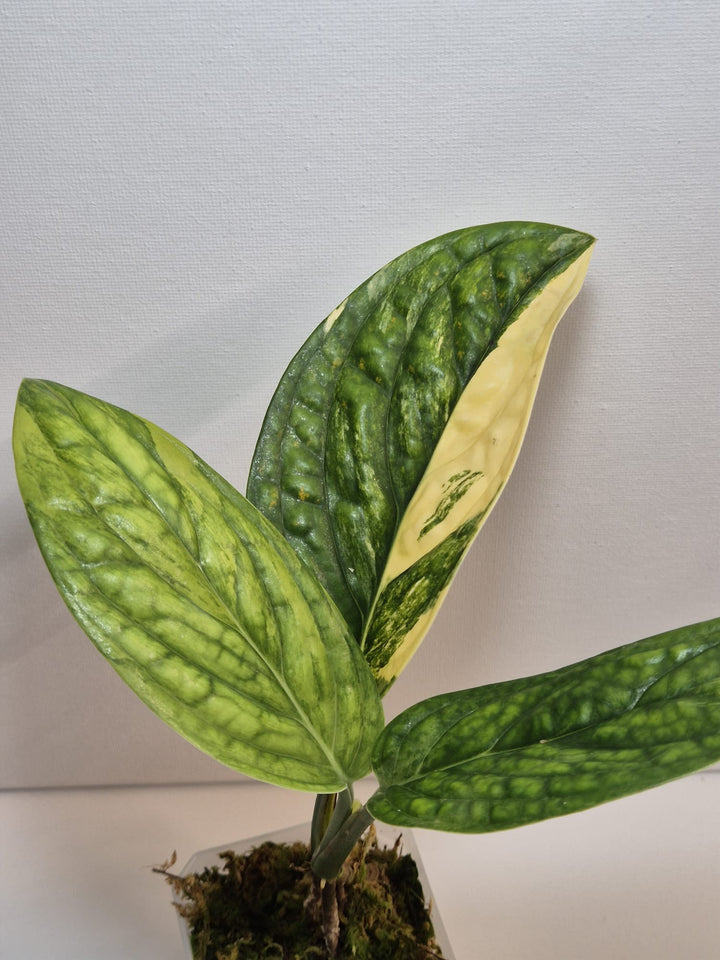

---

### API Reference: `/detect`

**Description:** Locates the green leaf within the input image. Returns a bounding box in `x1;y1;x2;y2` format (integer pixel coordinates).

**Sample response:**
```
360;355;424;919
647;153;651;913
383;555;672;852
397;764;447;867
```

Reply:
248;223;595;690
13;380;384;793
368;617;720;831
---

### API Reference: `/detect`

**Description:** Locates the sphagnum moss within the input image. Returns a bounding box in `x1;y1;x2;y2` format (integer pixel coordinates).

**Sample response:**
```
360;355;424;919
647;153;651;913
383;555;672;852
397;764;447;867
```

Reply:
158;827;444;960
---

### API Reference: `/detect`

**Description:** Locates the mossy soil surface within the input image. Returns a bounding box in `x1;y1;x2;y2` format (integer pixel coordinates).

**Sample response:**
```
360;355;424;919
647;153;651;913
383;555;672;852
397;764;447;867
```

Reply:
159;826;445;959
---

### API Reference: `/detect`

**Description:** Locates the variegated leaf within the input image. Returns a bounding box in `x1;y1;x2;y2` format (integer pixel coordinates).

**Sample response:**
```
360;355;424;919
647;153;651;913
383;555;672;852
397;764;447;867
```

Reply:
248;223;595;690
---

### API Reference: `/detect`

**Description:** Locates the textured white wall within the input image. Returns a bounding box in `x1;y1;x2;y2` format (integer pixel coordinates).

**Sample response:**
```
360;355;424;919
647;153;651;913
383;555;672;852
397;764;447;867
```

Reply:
2;0;718;787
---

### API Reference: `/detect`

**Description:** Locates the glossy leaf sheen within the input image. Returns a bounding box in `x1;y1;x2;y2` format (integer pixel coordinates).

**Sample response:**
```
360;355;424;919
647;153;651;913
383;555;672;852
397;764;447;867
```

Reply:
248;223;594;687
13;380;383;792
368;618;720;831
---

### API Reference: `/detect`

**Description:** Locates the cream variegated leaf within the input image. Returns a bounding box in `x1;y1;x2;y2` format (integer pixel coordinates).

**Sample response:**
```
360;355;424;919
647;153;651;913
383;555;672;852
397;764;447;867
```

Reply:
365;241;593;688
248;223;595;690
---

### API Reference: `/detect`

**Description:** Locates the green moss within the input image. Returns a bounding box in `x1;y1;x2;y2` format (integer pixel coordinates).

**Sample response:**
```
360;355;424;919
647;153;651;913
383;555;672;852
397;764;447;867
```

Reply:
160;828;445;959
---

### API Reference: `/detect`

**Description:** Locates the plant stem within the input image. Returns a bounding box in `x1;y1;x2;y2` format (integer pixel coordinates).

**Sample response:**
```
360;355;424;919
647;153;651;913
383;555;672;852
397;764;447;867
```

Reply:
310;792;337;853
321;879;340;956
310;801;375;880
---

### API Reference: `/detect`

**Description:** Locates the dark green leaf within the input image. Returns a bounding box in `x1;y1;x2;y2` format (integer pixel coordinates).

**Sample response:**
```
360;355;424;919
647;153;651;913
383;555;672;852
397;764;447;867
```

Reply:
368;617;720;831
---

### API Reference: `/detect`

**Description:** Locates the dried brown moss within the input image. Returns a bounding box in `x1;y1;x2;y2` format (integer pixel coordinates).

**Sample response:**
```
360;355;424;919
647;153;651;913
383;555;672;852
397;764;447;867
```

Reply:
159;827;445;959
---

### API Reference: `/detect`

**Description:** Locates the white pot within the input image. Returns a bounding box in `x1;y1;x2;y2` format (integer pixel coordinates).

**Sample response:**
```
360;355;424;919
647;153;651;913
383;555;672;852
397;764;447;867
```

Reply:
176;820;455;959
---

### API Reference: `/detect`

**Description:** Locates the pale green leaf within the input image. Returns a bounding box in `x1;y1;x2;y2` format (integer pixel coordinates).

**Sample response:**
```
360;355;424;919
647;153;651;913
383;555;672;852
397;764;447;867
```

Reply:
368;617;720;831
248;223;595;690
13;380;384;792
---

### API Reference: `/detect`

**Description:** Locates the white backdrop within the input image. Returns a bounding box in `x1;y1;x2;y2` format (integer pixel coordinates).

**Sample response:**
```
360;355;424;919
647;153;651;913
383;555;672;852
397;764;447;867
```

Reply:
2;0;718;788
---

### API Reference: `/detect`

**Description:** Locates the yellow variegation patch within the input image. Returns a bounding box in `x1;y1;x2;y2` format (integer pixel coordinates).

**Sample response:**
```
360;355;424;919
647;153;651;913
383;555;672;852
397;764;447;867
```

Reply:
364;243;594;684
248;223;595;690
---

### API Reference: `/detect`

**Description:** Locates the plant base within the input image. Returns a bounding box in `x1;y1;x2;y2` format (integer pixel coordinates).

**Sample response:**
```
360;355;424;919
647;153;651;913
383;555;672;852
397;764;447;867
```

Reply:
161;823;453;960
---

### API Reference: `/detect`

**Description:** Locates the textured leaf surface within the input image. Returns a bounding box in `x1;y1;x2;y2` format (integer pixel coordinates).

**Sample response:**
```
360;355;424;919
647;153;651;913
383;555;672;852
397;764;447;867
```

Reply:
368;617;720;831
248;223;594;689
13;380;383;792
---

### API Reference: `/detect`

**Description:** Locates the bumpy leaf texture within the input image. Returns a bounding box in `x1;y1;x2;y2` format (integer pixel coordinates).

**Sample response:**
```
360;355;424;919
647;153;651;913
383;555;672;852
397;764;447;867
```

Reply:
248;223;595;691
368;618;720;831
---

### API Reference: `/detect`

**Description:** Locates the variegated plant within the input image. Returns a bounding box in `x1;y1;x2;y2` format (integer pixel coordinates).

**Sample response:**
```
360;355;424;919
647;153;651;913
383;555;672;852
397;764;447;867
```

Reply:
13;223;720;884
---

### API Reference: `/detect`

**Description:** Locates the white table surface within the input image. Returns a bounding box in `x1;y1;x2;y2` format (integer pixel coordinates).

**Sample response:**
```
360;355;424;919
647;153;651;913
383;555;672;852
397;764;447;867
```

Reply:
2;773;719;960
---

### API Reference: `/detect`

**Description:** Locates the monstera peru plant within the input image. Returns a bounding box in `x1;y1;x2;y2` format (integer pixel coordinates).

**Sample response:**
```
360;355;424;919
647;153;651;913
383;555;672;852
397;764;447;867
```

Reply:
13;222;720;957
